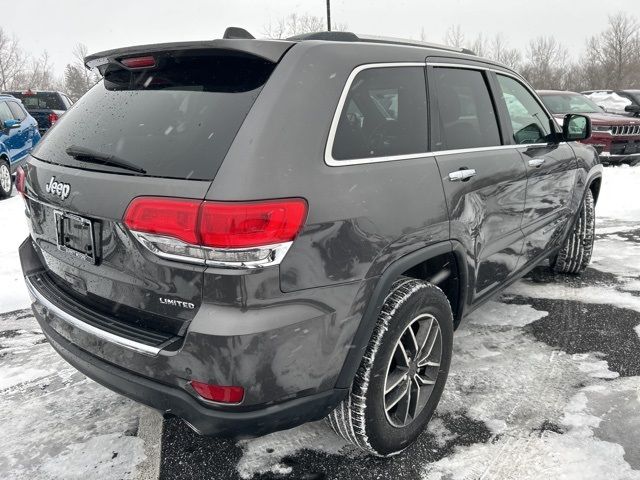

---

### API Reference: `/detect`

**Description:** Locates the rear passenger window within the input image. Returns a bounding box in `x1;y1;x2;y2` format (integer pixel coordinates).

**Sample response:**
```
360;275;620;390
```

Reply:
7;102;26;121
497;75;551;144
332;67;428;161
432;67;501;150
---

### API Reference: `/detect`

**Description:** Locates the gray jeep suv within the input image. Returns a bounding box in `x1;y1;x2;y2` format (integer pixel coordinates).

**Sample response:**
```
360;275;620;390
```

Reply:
18;28;601;456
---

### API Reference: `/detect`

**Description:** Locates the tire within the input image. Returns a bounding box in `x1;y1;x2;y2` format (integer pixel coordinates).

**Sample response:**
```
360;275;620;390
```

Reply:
0;158;12;199
551;189;595;274
327;278;453;456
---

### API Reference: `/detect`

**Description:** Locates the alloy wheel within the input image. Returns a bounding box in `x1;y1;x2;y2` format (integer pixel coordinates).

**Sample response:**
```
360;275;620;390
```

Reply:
383;313;442;428
0;164;10;194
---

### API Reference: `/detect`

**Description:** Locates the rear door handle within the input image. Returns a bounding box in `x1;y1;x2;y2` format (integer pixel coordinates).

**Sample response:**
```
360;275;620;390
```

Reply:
448;169;477;182
528;158;545;168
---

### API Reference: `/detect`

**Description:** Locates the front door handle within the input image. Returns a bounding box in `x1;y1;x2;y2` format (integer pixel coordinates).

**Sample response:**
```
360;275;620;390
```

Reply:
528;158;545;168
448;169;477;182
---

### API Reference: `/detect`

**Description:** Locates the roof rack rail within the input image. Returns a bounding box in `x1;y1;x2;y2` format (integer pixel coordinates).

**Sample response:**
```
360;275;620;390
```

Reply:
287;31;359;42
285;31;476;55
357;34;475;55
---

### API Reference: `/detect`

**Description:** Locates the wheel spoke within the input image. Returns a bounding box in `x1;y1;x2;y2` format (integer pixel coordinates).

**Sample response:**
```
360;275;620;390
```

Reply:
414;372;436;386
399;379;412;424
385;367;409;394
385;377;410;412
409;377;421;419
416;316;434;359
394;341;411;367
418;325;440;366
407;324;420;355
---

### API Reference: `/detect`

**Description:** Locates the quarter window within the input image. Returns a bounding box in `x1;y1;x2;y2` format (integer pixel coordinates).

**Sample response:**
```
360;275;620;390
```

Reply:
7;101;26;121
497;75;552;144
432;67;502;150
331;67;428;161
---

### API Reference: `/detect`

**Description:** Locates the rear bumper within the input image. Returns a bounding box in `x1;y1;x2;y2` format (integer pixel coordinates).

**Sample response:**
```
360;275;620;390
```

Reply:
39;315;345;437
20;236;354;436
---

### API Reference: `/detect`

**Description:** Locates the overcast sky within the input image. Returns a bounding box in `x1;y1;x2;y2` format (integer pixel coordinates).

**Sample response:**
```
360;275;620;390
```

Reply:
3;0;638;76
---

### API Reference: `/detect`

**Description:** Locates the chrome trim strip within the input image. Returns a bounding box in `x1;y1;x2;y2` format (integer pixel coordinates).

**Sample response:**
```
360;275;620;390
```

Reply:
324;61;559;167
25;276;161;356
132;231;293;269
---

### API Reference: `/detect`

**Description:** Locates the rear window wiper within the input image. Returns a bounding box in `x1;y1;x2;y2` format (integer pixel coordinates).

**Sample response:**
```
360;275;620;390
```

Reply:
65;145;147;174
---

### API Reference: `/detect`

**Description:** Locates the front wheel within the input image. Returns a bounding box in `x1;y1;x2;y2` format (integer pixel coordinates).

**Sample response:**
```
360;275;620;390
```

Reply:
0;159;13;199
551;189;595;274
327;278;453;456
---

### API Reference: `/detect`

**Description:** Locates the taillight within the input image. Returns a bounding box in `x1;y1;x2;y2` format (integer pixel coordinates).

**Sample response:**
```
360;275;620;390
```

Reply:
15;166;26;196
120;56;156;69
190;381;244;404
48;112;59;126
199;200;308;248
123;197;308;267
123;197;200;245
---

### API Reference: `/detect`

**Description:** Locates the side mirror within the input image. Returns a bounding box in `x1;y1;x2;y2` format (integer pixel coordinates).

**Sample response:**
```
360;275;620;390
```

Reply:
624;105;640;115
3;119;20;130
562;114;591;141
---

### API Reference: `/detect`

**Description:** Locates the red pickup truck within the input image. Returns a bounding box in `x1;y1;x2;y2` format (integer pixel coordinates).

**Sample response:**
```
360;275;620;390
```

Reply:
538;90;640;165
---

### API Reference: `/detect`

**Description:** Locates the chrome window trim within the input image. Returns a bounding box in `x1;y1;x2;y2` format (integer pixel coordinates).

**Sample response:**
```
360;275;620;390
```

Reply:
324;61;560;167
25;275;161;356
324;62;427;167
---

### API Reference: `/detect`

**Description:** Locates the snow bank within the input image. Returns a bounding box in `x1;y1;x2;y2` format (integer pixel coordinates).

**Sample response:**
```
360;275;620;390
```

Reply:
597;166;640;223
0;194;30;312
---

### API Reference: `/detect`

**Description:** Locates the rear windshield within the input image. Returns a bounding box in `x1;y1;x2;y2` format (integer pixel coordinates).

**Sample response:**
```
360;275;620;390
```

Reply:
31;52;275;180
7;92;66;110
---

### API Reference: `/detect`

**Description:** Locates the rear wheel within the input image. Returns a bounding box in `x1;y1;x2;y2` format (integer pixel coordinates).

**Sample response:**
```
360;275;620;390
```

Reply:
328;278;453;456
0;159;12;199
551;189;595;274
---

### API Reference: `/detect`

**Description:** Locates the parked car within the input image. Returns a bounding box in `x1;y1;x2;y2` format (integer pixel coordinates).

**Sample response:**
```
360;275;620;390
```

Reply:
0;94;41;198
18;28;601;457
538;90;640;165
2;90;72;134
582;89;640;117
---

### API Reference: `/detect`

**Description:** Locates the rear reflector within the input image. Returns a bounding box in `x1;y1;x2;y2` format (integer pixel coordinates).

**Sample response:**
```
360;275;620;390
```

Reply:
120;56;156;69
15;166;26;196
190;381;244;404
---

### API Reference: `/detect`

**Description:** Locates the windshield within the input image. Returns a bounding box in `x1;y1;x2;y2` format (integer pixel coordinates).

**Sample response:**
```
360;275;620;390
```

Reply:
31;52;275;180
540;93;603;114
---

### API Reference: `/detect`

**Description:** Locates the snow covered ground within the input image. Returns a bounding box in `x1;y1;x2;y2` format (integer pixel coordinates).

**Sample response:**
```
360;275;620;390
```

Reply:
1;166;640;479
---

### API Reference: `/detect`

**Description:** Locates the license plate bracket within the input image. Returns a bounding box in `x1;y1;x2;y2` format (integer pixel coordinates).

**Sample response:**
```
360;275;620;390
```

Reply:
54;210;98;264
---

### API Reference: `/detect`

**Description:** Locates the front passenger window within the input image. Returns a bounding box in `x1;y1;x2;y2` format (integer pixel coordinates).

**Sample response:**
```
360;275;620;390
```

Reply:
497;75;552;144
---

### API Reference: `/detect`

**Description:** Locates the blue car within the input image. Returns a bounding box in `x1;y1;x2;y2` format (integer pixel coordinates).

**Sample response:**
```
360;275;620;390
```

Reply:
0;94;41;198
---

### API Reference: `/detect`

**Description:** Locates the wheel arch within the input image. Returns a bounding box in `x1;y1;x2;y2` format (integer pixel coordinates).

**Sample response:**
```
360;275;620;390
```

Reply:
335;240;467;389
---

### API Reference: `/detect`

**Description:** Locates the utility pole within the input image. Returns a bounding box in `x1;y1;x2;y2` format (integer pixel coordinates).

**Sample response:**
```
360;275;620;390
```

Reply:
326;0;332;31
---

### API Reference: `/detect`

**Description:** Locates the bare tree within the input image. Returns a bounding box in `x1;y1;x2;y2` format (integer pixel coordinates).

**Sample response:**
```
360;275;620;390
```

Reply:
0;27;27;90
520;36;569;89
583;13;640;89
263;13;336;39
488;34;522;70
15;51;59;90
63;43;100;101
443;25;465;48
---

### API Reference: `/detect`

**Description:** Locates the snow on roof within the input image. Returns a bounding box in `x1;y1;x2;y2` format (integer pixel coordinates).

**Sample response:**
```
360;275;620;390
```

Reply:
584;91;632;114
